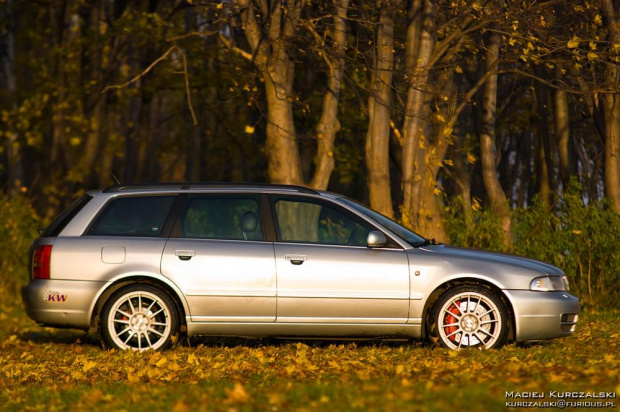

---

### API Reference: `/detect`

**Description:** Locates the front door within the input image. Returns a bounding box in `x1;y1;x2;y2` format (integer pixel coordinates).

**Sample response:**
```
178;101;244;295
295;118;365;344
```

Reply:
271;196;410;323
161;195;276;322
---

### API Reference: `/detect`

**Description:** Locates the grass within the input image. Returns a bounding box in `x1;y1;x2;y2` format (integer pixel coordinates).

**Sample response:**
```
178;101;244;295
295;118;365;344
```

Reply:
0;298;619;411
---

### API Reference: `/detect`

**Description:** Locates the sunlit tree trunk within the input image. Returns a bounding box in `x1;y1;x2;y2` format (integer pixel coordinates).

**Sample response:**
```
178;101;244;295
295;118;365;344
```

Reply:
310;0;350;190
365;1;395;217
479;31;512;246
601;0;620;214
401;0;438;233
236;0;347;190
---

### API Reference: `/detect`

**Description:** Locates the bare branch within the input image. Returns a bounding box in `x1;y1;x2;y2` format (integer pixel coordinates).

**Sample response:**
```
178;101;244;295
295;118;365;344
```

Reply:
167;31;218;42
101;45;177;94
181;48;198;126
219;32;254;61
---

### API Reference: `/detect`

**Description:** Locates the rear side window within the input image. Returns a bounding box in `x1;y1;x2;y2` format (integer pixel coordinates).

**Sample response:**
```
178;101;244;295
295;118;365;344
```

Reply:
43;194;93;237
87;196;176;237
176;196;263;241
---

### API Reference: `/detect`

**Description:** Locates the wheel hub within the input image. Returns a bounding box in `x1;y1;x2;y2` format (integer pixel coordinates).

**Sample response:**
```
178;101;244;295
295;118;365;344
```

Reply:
129;313;149;333
461;314;479;332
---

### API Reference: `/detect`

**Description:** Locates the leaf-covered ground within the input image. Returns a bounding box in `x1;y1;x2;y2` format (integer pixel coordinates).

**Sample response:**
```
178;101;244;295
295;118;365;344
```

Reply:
1;300;618;411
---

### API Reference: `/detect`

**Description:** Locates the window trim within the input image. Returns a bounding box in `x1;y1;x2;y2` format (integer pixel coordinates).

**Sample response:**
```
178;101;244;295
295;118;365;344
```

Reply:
269;195;402;248
170;193;267;242
84;194;179;238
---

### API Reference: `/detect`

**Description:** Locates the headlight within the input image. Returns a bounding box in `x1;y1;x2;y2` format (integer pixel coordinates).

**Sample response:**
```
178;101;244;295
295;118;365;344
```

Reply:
530;276;568;291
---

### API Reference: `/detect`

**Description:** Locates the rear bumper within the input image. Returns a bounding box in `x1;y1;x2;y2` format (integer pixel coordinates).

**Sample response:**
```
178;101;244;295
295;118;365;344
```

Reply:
21;279;106;330
503;290;579;342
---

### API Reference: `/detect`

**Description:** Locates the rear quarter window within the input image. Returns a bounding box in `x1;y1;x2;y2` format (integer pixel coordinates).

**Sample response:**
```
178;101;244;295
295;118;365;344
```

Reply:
87;196;176;237
42;194;93;237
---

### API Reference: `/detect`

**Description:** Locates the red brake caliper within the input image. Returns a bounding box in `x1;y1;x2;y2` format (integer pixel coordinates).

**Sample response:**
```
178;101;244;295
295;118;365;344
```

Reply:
444;301;460;342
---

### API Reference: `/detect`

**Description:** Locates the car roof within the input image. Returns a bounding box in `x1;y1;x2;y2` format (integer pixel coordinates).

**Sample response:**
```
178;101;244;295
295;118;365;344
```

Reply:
100;182;340;198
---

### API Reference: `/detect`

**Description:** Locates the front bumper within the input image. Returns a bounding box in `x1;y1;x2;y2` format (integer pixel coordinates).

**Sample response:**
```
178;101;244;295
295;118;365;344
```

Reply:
22;279;106;330
504;290;579;342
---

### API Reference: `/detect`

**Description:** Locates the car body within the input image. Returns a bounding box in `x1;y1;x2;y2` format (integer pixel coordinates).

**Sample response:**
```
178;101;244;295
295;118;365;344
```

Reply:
22;183;579;350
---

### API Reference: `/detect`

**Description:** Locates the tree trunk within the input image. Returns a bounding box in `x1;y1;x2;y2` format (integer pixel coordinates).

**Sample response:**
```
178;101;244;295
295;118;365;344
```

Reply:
237;0;347;189
553;70;573;188
365;2;395;217
601;0;620;214
479;31;512;246
310;0;350;190
401;0;437;231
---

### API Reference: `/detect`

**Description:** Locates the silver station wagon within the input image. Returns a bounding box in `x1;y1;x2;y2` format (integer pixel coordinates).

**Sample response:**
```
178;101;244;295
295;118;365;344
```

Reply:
22;183;579;351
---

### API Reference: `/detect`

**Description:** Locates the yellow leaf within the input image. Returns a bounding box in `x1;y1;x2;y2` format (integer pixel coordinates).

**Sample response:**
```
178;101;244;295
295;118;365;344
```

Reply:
509;37;517;46
156;357;168;367
567;35;580;49
467;153;477;164
594;14;603;26
571;230;582;235
455;66;463;74
587;52;598;61
244;125;255;134
83;361;97;372
396;364;405;374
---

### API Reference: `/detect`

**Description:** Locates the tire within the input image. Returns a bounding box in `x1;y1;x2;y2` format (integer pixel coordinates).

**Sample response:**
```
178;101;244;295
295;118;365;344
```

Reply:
101;284;179;351
431;285;509;349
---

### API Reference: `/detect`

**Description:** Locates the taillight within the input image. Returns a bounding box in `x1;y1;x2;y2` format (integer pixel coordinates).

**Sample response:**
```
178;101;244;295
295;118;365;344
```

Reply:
33;245;52;279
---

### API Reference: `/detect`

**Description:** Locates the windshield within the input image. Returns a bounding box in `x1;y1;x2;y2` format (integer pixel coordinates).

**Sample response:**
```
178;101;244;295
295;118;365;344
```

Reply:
339;197;427;246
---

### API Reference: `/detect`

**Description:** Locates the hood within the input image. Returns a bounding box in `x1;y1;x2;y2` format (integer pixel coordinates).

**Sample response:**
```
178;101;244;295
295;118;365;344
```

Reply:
420;245;564;277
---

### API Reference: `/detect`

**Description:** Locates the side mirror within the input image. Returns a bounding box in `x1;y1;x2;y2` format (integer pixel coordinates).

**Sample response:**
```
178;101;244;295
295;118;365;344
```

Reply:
367;231;387;248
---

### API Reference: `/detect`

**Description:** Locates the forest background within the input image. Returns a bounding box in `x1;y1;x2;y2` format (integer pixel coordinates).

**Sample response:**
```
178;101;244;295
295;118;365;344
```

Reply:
0;0;619;307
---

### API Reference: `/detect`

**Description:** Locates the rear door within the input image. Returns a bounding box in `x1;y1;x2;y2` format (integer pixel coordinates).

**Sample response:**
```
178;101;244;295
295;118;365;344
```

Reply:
160;194;276;322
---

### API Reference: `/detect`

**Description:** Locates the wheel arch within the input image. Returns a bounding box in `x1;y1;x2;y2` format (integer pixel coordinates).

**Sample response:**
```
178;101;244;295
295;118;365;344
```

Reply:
421;278;516;343
89;275;189;335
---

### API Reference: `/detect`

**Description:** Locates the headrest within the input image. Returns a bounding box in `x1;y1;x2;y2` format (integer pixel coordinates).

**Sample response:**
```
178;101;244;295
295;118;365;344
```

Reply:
239;211;259;233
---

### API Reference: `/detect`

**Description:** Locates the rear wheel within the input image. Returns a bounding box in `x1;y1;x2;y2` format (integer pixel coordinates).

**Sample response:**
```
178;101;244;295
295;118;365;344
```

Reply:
432;285;509;349
101;284;179;351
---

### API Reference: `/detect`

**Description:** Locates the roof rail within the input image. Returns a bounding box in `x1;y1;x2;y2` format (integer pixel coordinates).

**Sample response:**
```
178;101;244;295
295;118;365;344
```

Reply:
102;182;320;195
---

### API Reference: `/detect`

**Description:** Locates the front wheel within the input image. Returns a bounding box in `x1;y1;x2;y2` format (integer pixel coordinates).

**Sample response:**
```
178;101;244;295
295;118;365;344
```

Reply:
431;285;509;349
101;284;179;351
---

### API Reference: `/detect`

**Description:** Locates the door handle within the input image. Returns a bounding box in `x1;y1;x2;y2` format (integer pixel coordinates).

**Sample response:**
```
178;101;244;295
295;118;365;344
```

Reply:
175;250;195;261
285;255;307;265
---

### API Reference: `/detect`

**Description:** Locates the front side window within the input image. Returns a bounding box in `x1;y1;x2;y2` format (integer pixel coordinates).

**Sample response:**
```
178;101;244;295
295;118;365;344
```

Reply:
87;196;176;237
274;198;371;246
177;196;263;241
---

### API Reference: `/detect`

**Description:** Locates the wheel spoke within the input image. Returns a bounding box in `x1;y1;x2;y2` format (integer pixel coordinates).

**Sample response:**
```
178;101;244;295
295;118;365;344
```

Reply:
114;319;130;325
127;298;136;315
449;299;463;316
123;331;134;344
144;331;153;347
445;329;461;339
472;332;489;346
148;327;165;337
443;322;459;327
138;332;142;350
458;333;466;349
480;319;499;325
443;307;462;319
151;321;168;327
149;308;165;319
478;328;495;338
